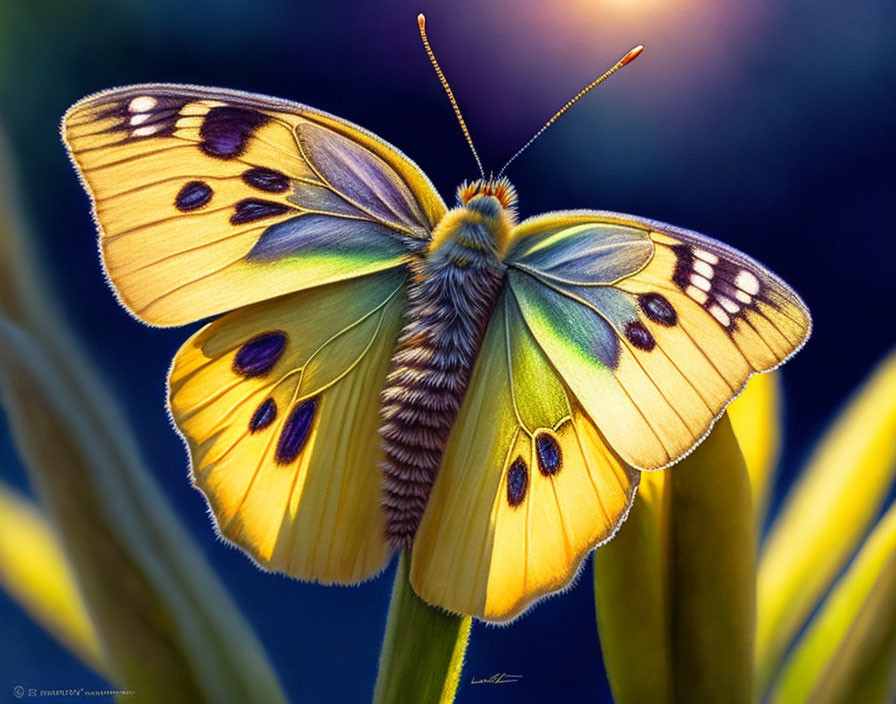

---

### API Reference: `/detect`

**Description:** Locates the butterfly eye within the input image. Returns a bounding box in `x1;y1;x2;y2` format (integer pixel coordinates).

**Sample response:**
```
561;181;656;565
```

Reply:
233;331;287;377
534;433;562;476
506;456;529;507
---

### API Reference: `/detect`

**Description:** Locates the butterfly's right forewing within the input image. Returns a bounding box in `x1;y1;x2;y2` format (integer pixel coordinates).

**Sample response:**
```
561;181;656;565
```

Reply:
505;211;811;471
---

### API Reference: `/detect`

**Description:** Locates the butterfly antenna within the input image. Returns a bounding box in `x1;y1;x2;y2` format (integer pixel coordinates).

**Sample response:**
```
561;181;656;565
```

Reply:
418;14;486;179
496;45;644;178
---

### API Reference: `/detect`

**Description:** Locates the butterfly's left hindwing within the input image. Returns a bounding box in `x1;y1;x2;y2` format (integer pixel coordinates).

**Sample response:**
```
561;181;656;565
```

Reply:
505;211;811;471
168;270;407;583
63;84;445;326
410;289;640;622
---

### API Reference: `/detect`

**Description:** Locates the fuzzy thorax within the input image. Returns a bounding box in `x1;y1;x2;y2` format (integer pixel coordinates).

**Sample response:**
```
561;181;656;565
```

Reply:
379;192;511;547
428;187;517;257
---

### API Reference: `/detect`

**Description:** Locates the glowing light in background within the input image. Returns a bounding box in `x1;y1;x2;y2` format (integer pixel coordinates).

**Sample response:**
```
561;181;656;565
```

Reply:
361;0;772;143
484;0;773;96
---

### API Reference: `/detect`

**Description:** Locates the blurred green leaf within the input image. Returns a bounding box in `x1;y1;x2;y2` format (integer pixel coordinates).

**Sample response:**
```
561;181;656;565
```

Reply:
0;319;287;703
769;501;896;703
728;372;782;528
0;126;287;703
757;348;896;692
0;482;107;677
374;552;470;704
594;414;755;703
593;470;671;702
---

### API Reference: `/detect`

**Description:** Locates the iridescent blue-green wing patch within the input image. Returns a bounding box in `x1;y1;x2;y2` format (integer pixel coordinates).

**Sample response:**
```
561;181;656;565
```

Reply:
63;84;446;326
503;211;811;471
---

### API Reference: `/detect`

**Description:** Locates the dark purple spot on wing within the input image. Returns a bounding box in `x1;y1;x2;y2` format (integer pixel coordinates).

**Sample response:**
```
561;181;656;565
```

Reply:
625;321;656;351
242;167;290;193
506;456;529;507
275;398;317;464
233;331;287;377
199;106;268;159
639;293;677;326
175;181;213;211
231;199;291;225
249;398;277;433
535;433;562;476
671;244;694;291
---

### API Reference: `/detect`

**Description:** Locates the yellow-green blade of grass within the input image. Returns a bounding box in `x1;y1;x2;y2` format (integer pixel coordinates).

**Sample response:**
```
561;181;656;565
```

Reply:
594;414;755;703
757;348;896;692
728;371;782;527
0;319;286;704
0;482;107;677
769;501;896;703
593;470;671;703
0;126;286;703
374;552;471;704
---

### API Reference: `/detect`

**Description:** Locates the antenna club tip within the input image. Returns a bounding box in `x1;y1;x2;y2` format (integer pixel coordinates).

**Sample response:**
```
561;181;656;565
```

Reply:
417;13;426;28
621;45;644;66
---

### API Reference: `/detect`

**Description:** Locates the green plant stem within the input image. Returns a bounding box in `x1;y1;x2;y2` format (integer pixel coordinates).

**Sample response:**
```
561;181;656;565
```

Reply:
374;552;471;704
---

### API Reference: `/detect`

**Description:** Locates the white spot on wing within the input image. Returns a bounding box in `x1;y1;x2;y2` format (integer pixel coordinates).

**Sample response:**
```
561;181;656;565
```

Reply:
694;249;719;265
128;96;157;113
693;260;715;279
691;273;712;292
719;296;740;314
132;125;160;137
735;270;761;295
709;304;731;326
735;290;752;304
129;113;150;126
686;285;709;304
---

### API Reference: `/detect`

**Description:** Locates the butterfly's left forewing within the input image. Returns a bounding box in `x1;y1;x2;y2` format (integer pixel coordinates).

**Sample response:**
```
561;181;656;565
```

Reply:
64;84;445;326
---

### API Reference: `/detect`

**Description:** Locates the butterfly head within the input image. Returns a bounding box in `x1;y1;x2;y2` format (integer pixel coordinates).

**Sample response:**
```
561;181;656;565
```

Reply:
427;177;517;256
457;177;518;214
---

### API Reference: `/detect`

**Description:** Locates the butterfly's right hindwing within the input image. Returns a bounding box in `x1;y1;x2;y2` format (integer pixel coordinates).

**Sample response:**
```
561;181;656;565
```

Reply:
410;288;640;622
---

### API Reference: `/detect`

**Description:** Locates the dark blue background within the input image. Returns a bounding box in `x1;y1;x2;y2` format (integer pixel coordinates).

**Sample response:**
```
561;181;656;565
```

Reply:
1;0;893;701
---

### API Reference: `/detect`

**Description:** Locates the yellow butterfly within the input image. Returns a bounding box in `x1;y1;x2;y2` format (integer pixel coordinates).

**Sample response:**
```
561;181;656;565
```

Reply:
62;16;810;623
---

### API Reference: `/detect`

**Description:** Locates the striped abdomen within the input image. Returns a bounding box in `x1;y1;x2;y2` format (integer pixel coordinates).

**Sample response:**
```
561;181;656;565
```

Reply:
379;206;507;548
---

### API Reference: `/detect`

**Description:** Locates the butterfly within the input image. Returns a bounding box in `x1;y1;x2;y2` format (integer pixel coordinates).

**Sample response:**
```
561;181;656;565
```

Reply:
62;17;810;623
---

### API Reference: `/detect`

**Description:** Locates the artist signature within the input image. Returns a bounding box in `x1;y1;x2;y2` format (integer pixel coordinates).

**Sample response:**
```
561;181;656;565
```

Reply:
470;673;523;685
